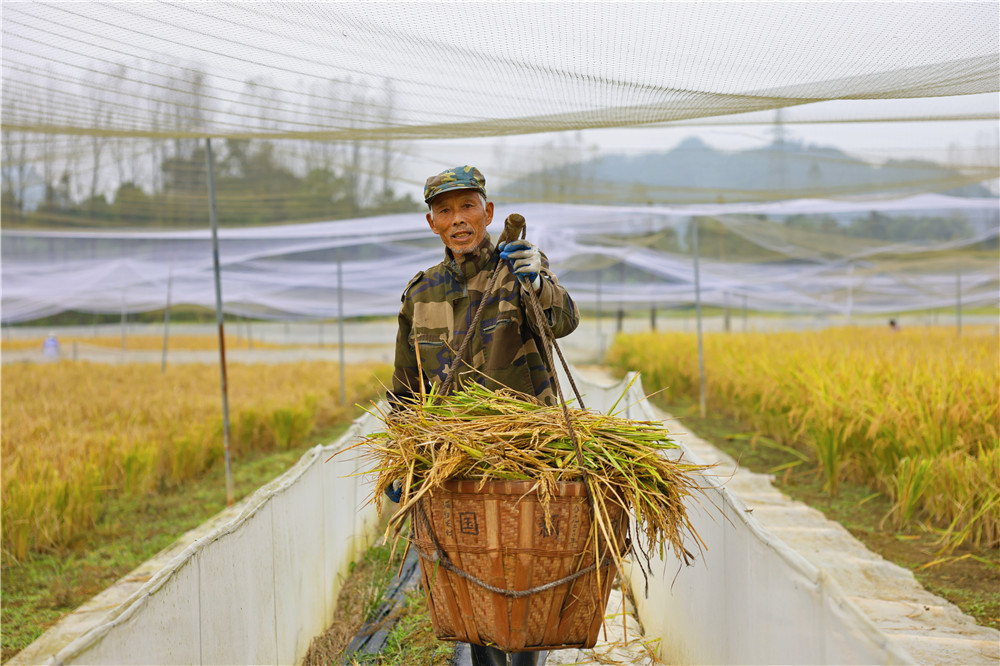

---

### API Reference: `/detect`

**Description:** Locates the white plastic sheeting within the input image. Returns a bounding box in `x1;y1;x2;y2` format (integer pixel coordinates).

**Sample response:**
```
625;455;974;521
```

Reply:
39;367;915;665
3;195;997;323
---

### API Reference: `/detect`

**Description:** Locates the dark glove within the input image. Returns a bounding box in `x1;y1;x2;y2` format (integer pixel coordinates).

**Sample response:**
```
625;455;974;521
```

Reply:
386;388;419;412
498;240;542;290
385;479;403;503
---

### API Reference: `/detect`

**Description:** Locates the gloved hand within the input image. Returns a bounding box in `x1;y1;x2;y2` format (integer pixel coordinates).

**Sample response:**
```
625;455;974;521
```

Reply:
385;479;403;503
386;388;419;412
498;240;542;291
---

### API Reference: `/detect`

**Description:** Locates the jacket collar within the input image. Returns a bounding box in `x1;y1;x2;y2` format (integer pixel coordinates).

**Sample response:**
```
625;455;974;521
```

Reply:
445;236;496;283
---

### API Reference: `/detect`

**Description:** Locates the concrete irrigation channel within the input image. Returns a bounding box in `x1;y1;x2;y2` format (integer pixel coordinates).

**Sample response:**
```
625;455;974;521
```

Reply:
6;321;999;665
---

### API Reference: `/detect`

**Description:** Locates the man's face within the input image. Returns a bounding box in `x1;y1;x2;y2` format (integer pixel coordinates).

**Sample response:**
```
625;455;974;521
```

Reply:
426;189;494;257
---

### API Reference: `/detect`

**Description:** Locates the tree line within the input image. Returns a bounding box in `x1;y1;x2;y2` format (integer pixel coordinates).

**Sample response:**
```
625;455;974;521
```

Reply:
2;61;420;228
1;138;420;229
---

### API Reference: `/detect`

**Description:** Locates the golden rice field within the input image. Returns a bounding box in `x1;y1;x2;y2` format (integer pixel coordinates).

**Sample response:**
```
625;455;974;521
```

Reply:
606;326;999;551
1;361;391;561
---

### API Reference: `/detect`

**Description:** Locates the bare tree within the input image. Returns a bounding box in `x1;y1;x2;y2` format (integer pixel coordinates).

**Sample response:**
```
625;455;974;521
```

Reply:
1;87;30;219
379;78;397;197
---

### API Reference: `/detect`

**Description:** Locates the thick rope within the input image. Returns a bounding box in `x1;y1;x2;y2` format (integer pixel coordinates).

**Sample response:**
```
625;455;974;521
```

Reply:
438;257;506;398
437;220;592;490
413;544;609;599
428;218;620;596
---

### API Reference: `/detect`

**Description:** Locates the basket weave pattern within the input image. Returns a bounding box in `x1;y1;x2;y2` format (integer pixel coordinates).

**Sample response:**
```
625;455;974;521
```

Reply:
411;479;626;652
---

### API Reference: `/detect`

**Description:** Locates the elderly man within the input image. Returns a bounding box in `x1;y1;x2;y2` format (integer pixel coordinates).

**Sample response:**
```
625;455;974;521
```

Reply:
390;165;579;408
389;166;579;666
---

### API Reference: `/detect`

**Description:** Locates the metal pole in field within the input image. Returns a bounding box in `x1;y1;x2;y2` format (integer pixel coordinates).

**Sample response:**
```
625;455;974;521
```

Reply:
692;217;707;418
723;291;731;333
596;269;603;359
337;252;346;407
956;266;962;337
617;259;625;334
846;263;854;326
120;290;127;355
206;138;235;507
161;263;173;374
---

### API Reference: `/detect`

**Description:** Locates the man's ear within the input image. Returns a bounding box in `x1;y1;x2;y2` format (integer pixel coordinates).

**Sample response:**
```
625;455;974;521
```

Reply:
484;200;494;227
426;211;440;235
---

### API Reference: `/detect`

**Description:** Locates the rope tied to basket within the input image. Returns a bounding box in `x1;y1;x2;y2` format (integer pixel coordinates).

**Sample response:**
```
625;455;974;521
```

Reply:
438;213;588;459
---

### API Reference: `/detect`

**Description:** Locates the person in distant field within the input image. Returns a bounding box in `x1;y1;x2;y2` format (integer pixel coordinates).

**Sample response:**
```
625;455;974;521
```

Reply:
889;318;899;332
387;165;579;666
42;331;61;358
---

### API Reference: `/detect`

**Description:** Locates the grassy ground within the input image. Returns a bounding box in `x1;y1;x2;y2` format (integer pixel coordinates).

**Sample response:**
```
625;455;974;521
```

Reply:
660;394;1000;631
0;423;349;664
302;529;453;666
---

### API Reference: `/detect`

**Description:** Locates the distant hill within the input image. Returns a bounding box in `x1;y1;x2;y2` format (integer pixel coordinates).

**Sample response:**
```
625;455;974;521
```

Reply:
496;136;995;204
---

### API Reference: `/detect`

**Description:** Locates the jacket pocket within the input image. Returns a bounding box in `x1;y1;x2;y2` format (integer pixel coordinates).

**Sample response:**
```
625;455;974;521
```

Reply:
410;332;450;382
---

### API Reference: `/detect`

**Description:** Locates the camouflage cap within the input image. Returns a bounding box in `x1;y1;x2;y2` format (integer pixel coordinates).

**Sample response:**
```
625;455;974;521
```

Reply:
423;165;487;204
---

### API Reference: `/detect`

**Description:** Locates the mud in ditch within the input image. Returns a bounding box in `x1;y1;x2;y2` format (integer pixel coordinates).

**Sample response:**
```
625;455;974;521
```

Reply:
302;536;454;666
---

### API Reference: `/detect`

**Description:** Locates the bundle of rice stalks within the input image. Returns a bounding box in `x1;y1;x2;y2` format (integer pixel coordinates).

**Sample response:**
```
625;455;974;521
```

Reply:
345;380;710;576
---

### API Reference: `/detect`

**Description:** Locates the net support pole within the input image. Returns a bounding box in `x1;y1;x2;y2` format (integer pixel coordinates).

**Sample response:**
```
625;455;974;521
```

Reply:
617;259;625;334
692;217;707;418
596;269;603;359
337;252;346;407
956;266;962;337
243;309;253;351
847;263;854;325
206;137;235;507
120;290;127;355
161;263;173;374
723;291;731;333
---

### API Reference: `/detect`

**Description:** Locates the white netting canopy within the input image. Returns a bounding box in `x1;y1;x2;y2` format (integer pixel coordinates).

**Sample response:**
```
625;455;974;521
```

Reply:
3;194;996;323
3;2;998;139
3;2;997;209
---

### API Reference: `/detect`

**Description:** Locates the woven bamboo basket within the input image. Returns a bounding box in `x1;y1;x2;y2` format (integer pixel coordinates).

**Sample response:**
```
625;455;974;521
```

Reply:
409;478;628;652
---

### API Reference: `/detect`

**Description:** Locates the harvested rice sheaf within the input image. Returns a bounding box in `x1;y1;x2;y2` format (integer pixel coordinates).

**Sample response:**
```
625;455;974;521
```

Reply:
349;381;711;570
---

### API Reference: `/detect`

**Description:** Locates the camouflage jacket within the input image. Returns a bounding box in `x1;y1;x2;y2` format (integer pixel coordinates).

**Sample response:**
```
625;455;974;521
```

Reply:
392;236;579;405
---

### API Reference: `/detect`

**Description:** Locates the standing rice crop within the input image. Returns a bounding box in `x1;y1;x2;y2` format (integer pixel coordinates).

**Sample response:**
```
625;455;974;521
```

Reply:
1;360;391;561
606;325;999;550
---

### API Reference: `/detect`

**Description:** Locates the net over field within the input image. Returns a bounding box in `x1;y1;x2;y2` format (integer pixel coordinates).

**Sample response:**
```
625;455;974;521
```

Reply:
2;3;998;201
3;3;998;140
